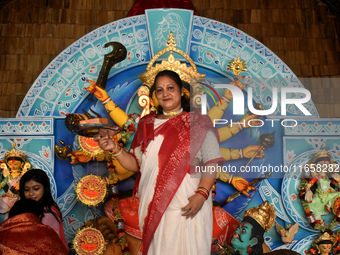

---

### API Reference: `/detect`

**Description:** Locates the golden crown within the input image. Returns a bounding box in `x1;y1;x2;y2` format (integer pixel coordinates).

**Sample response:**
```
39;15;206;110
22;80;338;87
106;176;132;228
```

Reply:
314;232;335;244
310;142;332;163
243;201;276;232
5;141;27;161
139;32;206;87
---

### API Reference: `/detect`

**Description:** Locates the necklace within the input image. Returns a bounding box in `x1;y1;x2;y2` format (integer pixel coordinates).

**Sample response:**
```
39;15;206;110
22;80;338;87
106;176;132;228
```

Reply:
163;108;183;116
317;176;331;192
9;175;21;182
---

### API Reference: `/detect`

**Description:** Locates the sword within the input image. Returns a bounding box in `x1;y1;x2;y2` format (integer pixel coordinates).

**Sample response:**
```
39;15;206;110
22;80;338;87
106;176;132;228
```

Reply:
88;41;127;101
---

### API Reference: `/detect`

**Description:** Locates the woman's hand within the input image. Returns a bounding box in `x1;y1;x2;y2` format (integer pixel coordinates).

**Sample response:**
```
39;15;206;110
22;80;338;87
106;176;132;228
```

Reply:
181;193;206;219
95;129;139;173
93;129;120;152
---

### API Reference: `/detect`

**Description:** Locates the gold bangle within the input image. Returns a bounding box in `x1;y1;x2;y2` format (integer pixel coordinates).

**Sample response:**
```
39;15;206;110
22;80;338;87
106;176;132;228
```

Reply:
110;146;121;155
109;141;121;154
110;147;123;157
196;187;209;198
197;186;209;194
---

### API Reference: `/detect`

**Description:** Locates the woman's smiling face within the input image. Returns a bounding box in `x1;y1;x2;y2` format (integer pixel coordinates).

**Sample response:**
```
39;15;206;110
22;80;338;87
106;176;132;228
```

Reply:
154;75;183;114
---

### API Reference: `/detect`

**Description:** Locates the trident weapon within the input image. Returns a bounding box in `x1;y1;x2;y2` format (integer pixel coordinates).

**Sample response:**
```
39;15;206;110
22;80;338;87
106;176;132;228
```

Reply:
88;41;127;102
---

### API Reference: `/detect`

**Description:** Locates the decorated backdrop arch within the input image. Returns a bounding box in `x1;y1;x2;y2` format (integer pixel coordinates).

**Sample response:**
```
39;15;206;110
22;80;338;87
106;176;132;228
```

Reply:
10;8;332;253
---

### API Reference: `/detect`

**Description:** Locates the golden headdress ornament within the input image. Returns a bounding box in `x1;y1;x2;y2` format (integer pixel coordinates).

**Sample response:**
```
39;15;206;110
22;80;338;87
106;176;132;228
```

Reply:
1;141;31;178
314;232;335;244
139;32;206;87
137;32;206;116
5;141;27;162
310;142;332;163
227;56;248;77
243;200;276;232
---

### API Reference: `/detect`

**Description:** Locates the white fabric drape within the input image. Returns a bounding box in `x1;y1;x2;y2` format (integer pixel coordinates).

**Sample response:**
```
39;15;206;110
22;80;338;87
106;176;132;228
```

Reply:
136;118;221;255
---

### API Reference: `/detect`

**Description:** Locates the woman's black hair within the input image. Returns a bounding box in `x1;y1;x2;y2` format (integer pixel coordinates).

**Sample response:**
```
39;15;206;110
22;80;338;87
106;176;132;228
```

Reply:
19;169;62;222
9;199;43;219
149;70;192;113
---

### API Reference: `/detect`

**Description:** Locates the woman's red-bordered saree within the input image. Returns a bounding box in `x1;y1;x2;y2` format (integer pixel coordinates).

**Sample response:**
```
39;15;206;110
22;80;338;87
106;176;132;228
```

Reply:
130;111;222;254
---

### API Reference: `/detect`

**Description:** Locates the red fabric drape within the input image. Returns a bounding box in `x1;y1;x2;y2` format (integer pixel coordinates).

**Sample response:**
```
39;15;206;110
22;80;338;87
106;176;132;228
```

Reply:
127;0;198;17
0;213;68;255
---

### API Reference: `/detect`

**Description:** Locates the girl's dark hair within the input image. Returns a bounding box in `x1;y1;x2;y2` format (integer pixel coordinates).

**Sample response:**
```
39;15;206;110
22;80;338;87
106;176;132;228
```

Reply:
149;70;192;113
19;169;61;222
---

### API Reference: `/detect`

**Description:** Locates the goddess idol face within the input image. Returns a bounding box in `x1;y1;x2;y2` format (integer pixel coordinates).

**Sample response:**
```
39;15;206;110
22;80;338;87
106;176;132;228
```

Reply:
317;243;332;255
7;157;24;177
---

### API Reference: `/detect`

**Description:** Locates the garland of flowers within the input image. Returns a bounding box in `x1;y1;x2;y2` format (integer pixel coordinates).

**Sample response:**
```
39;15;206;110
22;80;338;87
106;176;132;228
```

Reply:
106;161;119;185
120;115;136;144
103;163;129;254
111;198;130;255
103;116;135;254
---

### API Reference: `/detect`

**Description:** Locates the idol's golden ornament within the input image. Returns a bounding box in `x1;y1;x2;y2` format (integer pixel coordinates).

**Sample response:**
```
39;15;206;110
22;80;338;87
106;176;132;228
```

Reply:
139;32;206;87
138;32;207;111
314;232;335;245
227;56;247;77
5;141;27;161
1;141;31;178
137;85;153;118
309;142;332;164
243;200;276;232
55;143;70;160
73;226;106;255
78;136;103;158
76;175;107;207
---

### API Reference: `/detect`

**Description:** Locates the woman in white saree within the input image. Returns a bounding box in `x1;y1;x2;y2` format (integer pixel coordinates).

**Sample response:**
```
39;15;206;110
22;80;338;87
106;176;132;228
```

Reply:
95;70;223;255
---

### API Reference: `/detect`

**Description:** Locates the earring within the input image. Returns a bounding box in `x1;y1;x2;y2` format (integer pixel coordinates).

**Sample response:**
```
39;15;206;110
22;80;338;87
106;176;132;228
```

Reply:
247;245;252;254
